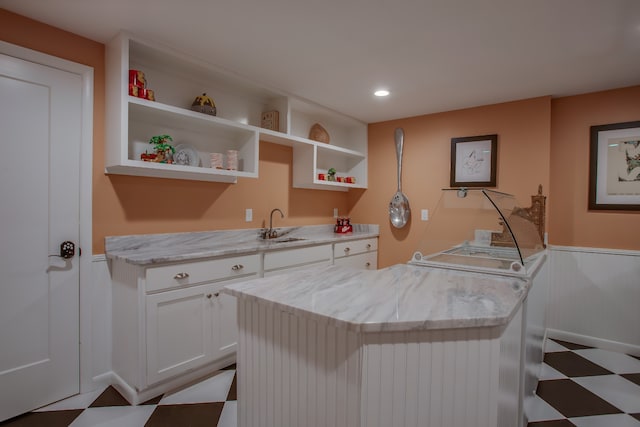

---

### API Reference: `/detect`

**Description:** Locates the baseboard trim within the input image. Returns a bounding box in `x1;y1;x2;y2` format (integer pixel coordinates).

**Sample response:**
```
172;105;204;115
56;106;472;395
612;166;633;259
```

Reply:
110;354;236;405
546;328;640;357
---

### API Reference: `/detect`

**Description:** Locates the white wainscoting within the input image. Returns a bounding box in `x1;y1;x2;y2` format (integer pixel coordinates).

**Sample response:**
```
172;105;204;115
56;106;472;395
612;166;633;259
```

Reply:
547;246;640;355
85;255;113;390
88;246;640;399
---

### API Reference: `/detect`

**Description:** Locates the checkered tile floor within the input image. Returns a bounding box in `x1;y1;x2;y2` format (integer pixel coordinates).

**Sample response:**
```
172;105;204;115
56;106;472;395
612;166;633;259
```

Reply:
2;339;639;426
0;365;236;427
526;339;640;426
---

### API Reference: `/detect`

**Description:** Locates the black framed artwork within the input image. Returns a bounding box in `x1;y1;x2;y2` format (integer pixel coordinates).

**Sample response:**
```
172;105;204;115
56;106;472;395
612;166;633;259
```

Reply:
450;134;497;187
589;120;640;210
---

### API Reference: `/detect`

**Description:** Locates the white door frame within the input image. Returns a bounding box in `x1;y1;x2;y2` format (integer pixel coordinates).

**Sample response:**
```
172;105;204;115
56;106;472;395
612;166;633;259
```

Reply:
0;41;94;392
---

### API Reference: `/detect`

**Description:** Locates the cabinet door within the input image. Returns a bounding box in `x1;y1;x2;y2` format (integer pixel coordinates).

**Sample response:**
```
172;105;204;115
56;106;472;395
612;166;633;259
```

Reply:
145;285;215;386
209;273;259;360
211;289;237;359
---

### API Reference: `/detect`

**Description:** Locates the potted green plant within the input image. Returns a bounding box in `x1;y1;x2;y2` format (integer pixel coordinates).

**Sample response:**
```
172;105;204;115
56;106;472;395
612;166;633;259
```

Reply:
327;167;336;181
148;134;175;163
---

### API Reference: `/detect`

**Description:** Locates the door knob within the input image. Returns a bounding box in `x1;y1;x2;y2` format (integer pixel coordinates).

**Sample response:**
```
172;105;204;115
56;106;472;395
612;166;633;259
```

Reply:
49;241;75;259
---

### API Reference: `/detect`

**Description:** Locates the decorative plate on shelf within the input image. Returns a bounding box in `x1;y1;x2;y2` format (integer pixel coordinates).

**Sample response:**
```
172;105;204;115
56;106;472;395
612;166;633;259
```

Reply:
173;144;201;167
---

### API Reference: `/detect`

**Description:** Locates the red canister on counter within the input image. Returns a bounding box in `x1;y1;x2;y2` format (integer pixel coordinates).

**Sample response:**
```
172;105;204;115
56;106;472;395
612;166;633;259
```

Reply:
334;217;353;234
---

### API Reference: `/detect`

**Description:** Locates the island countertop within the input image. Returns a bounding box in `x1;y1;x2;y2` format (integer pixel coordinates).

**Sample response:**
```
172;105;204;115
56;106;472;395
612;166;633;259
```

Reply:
224;263;531;333
105;224;378;265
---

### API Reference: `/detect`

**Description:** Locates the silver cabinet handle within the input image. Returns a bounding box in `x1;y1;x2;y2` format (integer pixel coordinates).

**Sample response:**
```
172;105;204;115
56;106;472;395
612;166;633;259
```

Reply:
231;264;244;271
174;272;190;280
206;294;213;299
365;262;371;267
344;247;350;253
214;292;220;297
366;244;372;249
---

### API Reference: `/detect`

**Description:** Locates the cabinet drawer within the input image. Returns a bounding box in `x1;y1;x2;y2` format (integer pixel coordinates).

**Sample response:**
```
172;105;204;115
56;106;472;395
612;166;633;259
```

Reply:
264;244;332;272
334;251;377;270
334;238;378;258
145;254;260;293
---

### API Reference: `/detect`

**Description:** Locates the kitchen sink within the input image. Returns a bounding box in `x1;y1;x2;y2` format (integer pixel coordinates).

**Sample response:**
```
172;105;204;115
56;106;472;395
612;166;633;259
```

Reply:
271;237;306;243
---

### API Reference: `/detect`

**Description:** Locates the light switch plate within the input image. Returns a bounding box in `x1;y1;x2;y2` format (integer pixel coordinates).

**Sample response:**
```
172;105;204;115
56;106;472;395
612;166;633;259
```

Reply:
421;209;429;221
245;208;253;222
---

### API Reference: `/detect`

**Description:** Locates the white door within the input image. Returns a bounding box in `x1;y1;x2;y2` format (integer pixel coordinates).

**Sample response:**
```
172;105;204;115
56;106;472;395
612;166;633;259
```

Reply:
0;53;82;421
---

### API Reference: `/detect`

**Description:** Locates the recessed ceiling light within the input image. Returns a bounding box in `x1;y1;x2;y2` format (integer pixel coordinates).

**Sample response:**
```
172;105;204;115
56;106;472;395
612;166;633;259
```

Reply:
374;89;390;97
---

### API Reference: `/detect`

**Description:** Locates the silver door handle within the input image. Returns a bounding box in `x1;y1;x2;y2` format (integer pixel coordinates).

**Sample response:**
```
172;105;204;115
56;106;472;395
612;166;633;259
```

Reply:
344;247;350;253
174;272;190;280
231;264;244;271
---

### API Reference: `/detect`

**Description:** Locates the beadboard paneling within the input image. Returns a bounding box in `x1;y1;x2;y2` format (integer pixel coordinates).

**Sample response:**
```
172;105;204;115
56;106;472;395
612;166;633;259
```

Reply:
237;298;525;427
547;247;640;349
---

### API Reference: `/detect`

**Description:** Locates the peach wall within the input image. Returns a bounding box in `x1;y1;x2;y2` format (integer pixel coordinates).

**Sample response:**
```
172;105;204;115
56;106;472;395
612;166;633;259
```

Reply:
549;86;640;250
0;10;348;254
350;97;552;268
100;141;350;244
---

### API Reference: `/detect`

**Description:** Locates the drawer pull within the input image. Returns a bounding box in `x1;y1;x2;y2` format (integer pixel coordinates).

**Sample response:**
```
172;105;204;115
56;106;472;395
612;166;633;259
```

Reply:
174;272;190;280
365;262;371;267
366;244;372;249
344;247;350;253
214;292;220;297
206;293;212;299
231;264;244;271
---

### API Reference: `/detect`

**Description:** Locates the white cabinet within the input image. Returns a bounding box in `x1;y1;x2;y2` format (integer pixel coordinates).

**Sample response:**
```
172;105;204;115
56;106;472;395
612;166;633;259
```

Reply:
333;238;378;269
263;244;332;277
105;32;367;190
111;253;260;403
146;283;215;385
145;280;244;386
110;236;377;403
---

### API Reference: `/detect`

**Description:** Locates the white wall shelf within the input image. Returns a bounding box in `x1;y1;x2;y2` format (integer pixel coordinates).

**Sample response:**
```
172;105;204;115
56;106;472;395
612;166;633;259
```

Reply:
105;32;367;189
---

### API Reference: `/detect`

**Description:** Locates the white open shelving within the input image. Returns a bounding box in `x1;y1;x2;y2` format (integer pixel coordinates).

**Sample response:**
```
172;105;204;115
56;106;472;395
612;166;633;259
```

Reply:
105;32;367;190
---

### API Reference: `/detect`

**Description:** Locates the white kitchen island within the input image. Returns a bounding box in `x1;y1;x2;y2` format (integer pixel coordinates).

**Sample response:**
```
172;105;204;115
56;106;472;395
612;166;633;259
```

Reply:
224;258;548;427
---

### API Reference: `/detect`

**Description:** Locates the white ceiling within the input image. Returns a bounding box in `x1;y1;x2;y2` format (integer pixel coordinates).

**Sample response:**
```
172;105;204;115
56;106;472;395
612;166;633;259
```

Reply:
3;0;640;123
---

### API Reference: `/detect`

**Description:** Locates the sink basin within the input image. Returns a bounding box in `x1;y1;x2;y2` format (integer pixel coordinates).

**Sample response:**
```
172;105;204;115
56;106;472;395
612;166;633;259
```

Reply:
271;237;306;243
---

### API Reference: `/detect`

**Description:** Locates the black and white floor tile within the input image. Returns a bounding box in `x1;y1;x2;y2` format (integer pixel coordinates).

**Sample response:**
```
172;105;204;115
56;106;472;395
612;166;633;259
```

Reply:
0;365;237;427
526;339;640;426
2;340;639;427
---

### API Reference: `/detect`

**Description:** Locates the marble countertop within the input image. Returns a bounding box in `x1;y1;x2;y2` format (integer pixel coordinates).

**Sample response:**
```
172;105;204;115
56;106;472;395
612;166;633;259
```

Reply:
105;224;379;265
224;263;530;333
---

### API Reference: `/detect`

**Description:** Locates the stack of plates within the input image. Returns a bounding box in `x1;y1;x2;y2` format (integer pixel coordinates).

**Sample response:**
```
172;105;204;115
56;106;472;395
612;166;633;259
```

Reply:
226;150;238;170
210;152;224;169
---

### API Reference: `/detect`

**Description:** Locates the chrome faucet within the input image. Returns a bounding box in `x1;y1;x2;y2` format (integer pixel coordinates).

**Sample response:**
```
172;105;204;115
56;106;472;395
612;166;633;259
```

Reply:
262;208;284;239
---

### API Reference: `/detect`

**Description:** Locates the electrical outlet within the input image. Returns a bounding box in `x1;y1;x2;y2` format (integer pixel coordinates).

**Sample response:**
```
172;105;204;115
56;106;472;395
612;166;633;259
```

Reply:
333;208;339;218
421;209;429;221
245;208;253;222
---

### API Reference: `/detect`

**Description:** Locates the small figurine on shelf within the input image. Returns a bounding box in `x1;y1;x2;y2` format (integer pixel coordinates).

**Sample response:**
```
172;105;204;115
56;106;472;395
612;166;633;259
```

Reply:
327;167;336;181
143;134;175;163
191;93;216;116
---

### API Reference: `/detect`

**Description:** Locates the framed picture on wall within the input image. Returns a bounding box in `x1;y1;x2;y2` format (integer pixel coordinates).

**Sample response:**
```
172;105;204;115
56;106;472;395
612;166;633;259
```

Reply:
589;120;640;210
450;134;497;187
